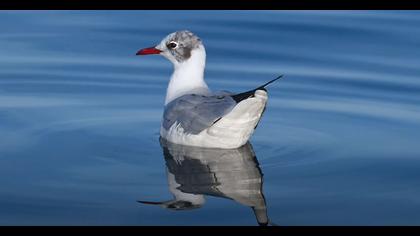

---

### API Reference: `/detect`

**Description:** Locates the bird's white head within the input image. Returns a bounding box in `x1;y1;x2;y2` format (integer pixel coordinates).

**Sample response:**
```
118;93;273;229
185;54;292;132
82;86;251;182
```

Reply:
137;30;205;67
137;30;209;105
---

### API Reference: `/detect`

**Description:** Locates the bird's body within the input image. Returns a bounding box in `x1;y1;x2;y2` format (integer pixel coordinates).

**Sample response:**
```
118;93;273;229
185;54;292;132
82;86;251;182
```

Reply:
137;30;279;149
161;90;268;148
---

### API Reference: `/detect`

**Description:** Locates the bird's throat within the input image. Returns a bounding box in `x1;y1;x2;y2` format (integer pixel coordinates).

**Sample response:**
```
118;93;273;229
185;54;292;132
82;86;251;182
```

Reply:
165;47;209;105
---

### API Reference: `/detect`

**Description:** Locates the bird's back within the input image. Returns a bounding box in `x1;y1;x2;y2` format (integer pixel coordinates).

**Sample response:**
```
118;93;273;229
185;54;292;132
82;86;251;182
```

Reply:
162;93;237;135
160;89;269;148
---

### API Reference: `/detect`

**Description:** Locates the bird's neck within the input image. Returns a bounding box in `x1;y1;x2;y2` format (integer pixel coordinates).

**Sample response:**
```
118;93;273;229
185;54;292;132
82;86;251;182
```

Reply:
165;46;209;105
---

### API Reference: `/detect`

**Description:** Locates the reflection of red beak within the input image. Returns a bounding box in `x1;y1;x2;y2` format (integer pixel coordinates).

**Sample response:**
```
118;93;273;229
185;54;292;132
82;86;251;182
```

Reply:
136;47;162;55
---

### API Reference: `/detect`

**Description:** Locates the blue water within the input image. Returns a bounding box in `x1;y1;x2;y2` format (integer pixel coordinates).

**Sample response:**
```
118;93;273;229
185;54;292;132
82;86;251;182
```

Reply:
1;10;420;226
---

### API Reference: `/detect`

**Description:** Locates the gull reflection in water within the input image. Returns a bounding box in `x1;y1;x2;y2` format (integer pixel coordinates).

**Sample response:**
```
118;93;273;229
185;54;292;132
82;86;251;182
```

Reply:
138;138;270;226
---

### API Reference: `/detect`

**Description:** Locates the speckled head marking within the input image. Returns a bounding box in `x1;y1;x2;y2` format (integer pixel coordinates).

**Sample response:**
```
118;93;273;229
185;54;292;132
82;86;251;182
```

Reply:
159;30;203;63
137;30;209;105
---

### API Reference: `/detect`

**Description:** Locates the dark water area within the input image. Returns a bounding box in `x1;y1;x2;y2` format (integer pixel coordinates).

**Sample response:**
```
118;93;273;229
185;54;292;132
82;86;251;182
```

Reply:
0;10;420;225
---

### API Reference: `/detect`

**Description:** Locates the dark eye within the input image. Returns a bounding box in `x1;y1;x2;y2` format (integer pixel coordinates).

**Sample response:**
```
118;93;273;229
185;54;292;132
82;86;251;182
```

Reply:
167;42;178;49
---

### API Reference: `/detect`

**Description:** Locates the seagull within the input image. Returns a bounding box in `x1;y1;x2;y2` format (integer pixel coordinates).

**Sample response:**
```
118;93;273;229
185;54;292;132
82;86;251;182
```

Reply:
137;30;281;149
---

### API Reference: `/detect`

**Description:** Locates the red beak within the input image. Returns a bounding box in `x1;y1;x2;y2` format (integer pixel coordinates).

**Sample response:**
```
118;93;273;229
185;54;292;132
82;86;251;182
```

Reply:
136;47;162;55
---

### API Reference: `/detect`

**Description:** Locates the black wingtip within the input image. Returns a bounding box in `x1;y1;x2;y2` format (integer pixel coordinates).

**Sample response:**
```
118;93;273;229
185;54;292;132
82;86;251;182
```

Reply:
257;74;284;90
137;200;165;205
230;74;284;103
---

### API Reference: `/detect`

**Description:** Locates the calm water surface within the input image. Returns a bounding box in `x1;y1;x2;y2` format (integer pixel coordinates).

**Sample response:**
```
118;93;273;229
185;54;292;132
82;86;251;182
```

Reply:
1;10;420;225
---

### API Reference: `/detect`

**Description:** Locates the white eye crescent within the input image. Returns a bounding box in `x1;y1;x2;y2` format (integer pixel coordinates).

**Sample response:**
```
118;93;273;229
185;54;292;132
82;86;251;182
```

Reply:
167;41;178;49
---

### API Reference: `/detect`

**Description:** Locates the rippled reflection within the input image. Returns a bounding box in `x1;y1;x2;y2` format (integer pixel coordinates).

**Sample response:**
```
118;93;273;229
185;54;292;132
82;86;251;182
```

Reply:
138;138;269;226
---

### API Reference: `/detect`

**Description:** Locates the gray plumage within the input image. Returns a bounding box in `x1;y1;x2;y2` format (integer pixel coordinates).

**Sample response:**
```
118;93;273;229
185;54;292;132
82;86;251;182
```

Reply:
162;93;237;134
162;75;284;135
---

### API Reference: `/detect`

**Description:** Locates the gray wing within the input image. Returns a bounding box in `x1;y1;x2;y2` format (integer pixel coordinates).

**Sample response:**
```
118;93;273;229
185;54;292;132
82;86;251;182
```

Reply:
162;94;237;134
